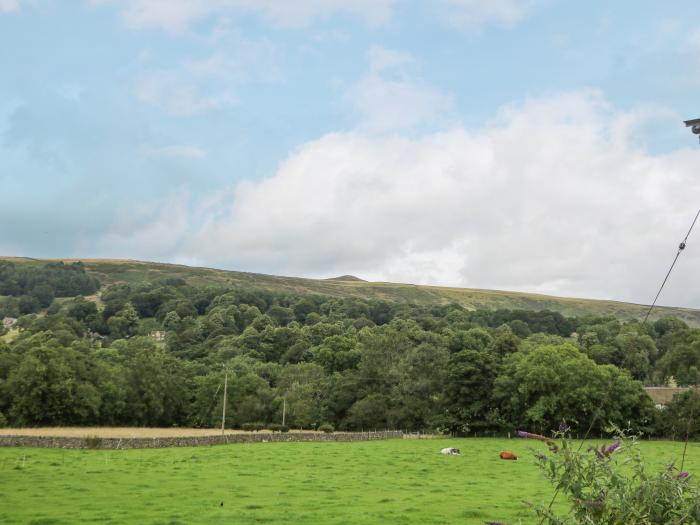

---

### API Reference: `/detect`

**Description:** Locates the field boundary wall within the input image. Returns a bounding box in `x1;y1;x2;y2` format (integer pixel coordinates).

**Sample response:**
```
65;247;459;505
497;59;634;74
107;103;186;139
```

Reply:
0;431;403;449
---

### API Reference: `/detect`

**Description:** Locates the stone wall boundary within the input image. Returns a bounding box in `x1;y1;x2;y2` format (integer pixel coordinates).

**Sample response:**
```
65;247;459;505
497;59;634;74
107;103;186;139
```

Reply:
0;431;403;449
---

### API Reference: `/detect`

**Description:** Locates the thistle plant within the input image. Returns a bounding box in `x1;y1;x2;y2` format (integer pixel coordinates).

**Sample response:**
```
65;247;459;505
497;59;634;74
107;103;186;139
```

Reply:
519;426;700;524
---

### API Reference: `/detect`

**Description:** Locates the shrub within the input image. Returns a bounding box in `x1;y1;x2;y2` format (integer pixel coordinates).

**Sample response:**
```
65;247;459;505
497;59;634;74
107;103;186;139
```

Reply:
268;424;290;433
0;411;6;428
318;423;334;434
515;426;700;524
658;390;700;440
241;422;265;432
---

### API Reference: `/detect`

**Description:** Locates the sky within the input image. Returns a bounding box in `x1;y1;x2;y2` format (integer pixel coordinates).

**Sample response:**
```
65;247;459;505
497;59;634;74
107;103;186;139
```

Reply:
1;1;700;308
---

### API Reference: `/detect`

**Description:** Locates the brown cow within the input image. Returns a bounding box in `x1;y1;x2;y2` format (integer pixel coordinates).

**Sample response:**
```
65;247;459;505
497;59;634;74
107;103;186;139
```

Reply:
499;451;517;460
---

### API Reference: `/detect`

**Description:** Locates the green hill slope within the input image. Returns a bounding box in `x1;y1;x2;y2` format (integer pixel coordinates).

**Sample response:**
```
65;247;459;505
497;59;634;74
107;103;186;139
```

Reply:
4;256;699;325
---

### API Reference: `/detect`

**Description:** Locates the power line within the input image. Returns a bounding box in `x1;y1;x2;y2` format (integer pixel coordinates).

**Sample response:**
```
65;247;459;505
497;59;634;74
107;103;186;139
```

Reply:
642;207;700;325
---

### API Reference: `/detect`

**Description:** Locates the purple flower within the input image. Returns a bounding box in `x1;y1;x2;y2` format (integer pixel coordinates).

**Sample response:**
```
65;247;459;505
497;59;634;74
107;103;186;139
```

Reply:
485;522;507;525
605;441;620;456
517;430;530;438
676;472;691;480
559;420;569;433
591;441;620;459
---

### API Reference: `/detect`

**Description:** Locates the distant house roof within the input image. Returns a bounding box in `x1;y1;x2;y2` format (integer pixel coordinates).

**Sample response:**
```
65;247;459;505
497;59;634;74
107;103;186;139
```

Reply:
644;387;697;407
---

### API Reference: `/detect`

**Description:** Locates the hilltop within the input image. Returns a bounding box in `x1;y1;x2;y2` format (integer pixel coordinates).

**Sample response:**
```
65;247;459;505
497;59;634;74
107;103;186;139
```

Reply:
2;256;699;325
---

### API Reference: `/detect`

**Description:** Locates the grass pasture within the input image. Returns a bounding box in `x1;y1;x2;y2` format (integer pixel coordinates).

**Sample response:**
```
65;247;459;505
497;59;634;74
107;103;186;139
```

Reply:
1;438;699;524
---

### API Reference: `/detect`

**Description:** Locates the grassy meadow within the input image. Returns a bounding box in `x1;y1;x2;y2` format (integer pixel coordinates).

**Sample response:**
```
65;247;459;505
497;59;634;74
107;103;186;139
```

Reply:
1;438;699;524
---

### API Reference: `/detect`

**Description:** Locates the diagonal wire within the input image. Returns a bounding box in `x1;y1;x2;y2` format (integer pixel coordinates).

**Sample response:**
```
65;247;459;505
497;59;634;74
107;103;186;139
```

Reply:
643;208;700;324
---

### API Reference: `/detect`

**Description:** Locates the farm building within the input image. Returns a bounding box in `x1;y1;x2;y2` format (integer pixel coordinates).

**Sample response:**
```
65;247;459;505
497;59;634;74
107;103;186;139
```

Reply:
644;386;697;409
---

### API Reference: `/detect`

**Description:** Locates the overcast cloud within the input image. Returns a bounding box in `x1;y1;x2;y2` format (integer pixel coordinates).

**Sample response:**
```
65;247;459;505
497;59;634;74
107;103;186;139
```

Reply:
2;1;699;308
90;0;538;32
125;89;695;307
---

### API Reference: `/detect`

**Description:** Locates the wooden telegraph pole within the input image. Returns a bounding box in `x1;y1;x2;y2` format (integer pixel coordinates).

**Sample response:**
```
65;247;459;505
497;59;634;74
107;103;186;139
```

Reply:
282;396;286;426
221;370;228;435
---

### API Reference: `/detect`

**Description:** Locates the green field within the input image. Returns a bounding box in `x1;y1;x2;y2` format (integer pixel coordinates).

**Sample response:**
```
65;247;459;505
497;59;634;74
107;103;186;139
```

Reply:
1;438;698;524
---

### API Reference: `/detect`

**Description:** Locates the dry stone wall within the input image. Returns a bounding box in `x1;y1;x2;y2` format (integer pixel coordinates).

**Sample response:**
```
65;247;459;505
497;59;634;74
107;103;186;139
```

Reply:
0;431;403;449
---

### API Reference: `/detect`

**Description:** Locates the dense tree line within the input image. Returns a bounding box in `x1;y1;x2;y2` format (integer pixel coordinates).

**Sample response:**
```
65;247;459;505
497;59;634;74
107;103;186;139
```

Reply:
0;262;100;317
0;267;698;436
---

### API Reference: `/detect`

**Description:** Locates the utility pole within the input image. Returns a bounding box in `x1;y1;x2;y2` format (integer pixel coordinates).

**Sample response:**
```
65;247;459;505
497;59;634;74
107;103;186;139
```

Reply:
221;370;228;435
282;396;286;426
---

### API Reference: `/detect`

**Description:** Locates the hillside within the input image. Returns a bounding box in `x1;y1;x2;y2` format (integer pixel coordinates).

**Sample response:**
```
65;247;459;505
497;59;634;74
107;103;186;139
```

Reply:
3;256;699;325
1;255;698;438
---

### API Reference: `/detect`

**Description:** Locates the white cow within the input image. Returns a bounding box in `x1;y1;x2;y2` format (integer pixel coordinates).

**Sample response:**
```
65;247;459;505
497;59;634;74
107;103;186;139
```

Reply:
441;447;461;455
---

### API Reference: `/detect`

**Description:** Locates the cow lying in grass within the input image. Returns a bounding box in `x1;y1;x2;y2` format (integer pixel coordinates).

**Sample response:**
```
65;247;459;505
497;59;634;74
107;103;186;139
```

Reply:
441;447;461;455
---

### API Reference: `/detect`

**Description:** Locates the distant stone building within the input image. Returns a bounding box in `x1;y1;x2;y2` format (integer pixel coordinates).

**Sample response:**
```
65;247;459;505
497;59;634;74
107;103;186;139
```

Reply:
2;317;17;329
150;330;166;342
644;387;697;409
86;330;105;347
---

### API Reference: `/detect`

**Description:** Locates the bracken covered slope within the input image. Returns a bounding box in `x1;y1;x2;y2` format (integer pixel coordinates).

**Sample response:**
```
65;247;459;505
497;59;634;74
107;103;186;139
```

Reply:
3;256;699;325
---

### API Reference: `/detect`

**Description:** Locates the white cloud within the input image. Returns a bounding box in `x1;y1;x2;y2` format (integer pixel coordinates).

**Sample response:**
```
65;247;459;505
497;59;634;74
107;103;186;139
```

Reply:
0;0;53;14
0;0;20;13
134;70;235;116
689;27;700;54
367;45;414;74
440;0;541;29
89;0;219;33
345;46;454;131
92;0;395;33
98;192;193;260
92;0;543;33
142;144;208;160
134;38;280;116
160;90;700;307
237;0;395;29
